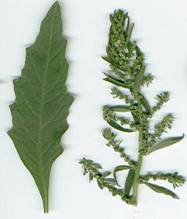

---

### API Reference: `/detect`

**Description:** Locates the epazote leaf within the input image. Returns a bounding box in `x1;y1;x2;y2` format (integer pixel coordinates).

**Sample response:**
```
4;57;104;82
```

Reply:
125;169;135;196
140;93;152;114
104;73;128;88
8;1;73;213
109;105;130;112
107;120;135;133
113;165;130;186
102;171;111;177
143;182;179;199
148;135;184;154
104;178;117;185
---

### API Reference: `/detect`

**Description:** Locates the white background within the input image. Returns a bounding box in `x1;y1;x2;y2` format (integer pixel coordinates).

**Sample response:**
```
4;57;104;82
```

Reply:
0;0;187;218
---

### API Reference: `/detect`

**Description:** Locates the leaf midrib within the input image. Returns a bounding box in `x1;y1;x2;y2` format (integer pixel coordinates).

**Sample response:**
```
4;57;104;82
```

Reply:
37;14;56;174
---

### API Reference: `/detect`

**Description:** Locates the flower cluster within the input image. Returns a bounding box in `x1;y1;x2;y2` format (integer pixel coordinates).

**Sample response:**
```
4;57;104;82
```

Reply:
140;172;185;189
80;9;185;205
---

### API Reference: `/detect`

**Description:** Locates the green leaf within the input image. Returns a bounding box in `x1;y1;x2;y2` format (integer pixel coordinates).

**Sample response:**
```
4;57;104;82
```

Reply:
126;23;134;43
102;56;117;66
143;182;179;199
97;180;104;189
113;165;130;186
148;135;184;154
8;2;73;213
140;93;152;114
109;105;130;112
104;74;128;88
103;56;126;72
125;169;135;196
104;178;117;185
102;171;111;177
125;16;134;43
131;111;139;124
107;120;135;132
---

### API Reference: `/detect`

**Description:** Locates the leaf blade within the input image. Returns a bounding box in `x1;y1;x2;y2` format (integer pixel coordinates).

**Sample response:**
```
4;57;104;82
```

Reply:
113;165;130;186
8;1;73;213
148;135;184;154
124;169;135;196
109;105;130;112
139;93;152;114
107;120;135;133
143;182;179;199
103;74;128;88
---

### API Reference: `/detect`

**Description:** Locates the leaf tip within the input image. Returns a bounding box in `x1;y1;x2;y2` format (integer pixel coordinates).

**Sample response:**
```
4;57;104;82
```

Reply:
47;1;61;18
52;1;61;9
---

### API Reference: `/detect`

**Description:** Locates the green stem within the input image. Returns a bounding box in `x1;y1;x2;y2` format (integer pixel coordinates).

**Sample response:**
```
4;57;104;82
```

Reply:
43;196;49;213
132;153;143;205
131;92;144;205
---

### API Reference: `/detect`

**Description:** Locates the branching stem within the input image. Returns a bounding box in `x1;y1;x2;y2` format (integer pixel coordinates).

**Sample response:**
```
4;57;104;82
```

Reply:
80;9;185;206
131;92;144;204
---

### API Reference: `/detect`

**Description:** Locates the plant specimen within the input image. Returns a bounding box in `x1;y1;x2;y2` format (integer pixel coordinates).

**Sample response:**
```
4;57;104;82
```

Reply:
80;10;185;205
8;1;73;213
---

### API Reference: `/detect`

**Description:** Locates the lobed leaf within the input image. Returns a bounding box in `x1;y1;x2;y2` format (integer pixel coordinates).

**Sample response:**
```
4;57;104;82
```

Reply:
8;1;73;213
